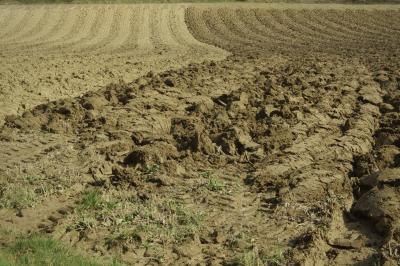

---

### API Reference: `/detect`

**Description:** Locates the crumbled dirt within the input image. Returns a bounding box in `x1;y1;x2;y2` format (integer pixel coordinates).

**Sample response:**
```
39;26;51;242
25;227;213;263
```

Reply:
0;54;394;265
1;4;400;266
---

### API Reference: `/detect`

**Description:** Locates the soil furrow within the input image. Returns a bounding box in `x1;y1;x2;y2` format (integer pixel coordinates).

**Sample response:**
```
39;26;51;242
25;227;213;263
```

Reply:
8;6;64;48
0;6;30;41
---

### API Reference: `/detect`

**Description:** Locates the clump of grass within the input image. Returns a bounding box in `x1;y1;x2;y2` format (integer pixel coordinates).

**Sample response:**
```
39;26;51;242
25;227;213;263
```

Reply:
73;190;118;231
264;252;284;266
140;200;204;243
166;201;203;226
74;215;97;231
144;164;160;175
164;201;204;243
104;199;204;250
236;250;260;266
207;177;225;192
0;186;37;209
0;172;60;210
78;190;103;210
199;171;212;178
77;190;117;211
199;171;226;192
0;232;121;266
69;189;205;256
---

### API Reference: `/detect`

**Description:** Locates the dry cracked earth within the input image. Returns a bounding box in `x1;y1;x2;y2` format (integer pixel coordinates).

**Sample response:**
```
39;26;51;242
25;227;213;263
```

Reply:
1;3;400;266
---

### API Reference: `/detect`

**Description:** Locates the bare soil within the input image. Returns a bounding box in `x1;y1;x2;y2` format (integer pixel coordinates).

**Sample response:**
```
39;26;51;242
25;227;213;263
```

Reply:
0;4;228;124
0;4;400;266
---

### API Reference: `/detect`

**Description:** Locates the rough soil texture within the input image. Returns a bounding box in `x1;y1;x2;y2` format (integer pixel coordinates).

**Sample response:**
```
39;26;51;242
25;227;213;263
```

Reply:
0;4;228;124
1;4;400;266
185;4;400;57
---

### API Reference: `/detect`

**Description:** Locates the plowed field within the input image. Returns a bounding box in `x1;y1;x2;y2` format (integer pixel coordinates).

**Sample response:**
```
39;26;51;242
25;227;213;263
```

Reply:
1;4;400;266
0;4;228;123
186;5;400;55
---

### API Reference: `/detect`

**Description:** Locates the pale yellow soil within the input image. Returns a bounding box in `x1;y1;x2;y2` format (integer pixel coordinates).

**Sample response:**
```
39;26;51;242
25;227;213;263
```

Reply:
0;4;228;124
1;3;399;124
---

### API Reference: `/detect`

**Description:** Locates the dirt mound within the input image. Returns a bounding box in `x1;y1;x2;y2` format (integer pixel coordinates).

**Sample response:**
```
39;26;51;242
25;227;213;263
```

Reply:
1;53;396;264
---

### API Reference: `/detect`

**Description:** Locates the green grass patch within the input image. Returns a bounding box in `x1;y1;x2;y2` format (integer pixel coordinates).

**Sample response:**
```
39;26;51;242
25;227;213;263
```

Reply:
207;176;225;192
103;199;204;250
77;190;117;211
73;190;118;231
78;190;103;210
0;171;69;210
143;164;160;176
0;232;122;266
0;186;37;209
199;171;226;192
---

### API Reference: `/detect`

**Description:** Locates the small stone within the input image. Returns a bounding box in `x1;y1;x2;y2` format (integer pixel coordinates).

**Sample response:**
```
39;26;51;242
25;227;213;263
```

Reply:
359;168;400;188
57;207;72;215
279;187;289;195
295;111;304;120
190;103;207;113
215;111;231;126
85;110;99;120
48;215;60;224
329;237;364;249
147;175;173;186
